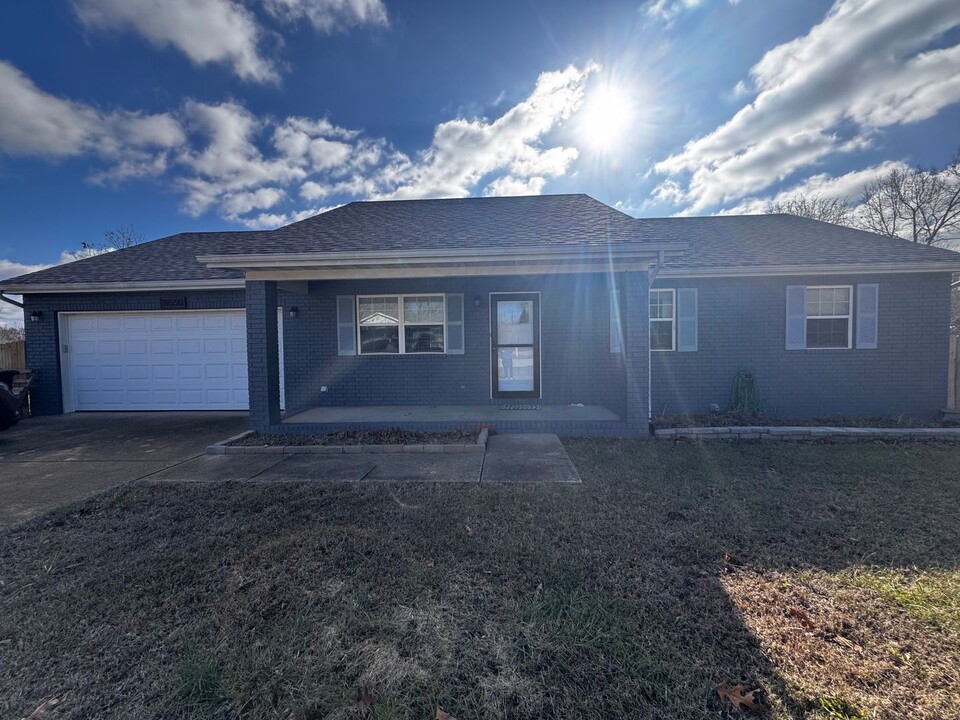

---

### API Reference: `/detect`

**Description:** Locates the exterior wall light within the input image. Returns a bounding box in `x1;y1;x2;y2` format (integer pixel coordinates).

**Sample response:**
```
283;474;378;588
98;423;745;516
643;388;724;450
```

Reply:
473;296;481;308
30;311;43;322
288;306;299;319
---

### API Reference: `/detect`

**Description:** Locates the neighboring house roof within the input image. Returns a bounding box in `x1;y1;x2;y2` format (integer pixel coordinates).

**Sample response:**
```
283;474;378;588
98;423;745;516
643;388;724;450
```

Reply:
3;194;960;293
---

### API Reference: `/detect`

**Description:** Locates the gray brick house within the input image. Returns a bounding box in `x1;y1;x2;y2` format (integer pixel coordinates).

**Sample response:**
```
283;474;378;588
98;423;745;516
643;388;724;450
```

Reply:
3;194;959;436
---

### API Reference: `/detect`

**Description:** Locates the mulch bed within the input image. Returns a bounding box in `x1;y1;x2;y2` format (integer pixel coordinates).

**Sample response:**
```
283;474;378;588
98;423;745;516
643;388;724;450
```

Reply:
230;429;479;447
652;411;960;429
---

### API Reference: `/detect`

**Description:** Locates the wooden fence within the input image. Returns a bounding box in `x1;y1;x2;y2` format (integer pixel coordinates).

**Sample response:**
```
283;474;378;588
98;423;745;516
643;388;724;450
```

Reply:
0;340;26;370
950;334;960;410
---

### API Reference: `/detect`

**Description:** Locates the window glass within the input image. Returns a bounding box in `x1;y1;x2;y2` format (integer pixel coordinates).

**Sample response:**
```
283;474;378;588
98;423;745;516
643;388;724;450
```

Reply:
807;318;850;349
357;295;447;354
804;286;851;349
405;325;444;353
649;289;675;350
650;320;674;351
359;297;399;326
403;296;444;324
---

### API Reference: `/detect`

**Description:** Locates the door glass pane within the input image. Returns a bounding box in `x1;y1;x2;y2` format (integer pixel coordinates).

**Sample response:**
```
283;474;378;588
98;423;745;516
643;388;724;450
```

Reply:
497;300;534;345
498;347;534;392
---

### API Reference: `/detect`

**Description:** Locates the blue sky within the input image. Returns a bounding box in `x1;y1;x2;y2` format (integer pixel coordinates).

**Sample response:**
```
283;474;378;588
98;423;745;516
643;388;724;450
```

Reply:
1;0;959;286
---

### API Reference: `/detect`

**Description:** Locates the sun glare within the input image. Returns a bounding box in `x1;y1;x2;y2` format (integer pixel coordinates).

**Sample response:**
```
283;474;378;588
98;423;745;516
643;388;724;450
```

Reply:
577;84;634;153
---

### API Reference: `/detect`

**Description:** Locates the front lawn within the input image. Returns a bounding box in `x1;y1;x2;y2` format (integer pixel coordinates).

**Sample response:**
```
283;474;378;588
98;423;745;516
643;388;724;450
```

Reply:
2;440;959;719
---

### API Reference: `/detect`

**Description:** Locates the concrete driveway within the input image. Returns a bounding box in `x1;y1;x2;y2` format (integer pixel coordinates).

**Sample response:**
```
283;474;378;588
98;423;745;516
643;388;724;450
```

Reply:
0;412;247;528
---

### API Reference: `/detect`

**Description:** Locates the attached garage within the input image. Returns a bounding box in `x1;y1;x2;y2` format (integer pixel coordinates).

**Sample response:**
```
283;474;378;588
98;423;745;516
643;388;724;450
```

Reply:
58;310;284;412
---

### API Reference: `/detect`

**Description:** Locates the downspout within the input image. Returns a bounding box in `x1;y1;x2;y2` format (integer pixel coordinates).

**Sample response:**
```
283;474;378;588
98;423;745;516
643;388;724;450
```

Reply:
647;250;665;424
0;292;25;309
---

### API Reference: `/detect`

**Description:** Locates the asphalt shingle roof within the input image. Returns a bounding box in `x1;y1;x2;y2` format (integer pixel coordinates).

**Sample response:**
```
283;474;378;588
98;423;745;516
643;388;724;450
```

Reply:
3;194;959;290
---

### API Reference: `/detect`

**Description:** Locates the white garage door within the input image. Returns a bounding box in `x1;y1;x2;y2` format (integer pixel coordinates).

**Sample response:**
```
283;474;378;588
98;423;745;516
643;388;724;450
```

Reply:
60;310;284;412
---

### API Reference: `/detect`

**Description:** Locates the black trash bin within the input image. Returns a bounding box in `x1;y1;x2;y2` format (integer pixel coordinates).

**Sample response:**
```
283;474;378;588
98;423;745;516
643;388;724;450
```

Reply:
0;370;17;390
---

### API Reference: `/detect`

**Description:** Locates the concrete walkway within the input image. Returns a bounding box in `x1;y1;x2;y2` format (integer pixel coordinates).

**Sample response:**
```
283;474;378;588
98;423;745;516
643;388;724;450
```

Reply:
1;419;580;529
0;412;247;528
149;433;582;485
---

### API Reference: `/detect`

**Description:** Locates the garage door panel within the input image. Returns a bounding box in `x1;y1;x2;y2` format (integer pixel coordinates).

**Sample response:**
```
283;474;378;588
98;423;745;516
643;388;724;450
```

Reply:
66;311;251;411
65;310;285;412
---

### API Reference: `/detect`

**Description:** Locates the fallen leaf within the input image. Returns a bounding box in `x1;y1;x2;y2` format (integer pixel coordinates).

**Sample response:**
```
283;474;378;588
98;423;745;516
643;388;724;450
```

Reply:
23;698;59;719
426;559;435;567
790;607;816;631
354;688;374;717
436;708;458;720
830;634;863;654
465;524;475;536
716;683;763;713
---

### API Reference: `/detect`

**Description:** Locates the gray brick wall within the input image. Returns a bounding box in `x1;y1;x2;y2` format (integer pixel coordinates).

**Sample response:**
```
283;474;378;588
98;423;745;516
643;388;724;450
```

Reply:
246;281;281;430
21;289;245;415
650;272;953;419
281;273;627;416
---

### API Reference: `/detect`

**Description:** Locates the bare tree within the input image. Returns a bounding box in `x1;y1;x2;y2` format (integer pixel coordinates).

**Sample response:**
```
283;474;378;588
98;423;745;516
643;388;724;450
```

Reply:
80;225;145;253
765;194;853;225
858;152;960;246
0;325;25;343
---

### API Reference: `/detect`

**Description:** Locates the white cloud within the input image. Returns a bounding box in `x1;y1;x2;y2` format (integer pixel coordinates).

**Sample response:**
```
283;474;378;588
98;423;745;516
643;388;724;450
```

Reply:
263;0;388;33
483;176;547;197
645;0;739;23
654;0;960;212
221;187;287;217
2;62;594;227
718;160;910;215
376;64;595;200
0;60;184;173
0;259;53;327
74;0;279;83
645;0;703;23
240;204;341;229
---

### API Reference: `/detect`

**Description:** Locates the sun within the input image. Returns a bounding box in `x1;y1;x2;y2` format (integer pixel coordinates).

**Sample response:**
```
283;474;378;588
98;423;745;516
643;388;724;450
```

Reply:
576;84;634;153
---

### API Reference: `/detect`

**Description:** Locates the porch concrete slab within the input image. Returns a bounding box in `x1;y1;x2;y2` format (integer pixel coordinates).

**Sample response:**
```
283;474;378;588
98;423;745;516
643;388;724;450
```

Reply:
362;452;483;483
253;454;380;483
282;404;619;424
145;454;288;483
480;434;581;484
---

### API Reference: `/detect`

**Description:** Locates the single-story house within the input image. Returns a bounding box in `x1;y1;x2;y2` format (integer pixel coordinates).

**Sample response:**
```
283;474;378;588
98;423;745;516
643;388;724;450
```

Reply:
2;194;959;436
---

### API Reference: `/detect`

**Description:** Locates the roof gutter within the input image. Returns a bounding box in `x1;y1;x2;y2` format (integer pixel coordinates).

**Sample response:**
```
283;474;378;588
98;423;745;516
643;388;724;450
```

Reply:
658;261;960;278
0;279;245;295
0;292;24;309
198;243;686;270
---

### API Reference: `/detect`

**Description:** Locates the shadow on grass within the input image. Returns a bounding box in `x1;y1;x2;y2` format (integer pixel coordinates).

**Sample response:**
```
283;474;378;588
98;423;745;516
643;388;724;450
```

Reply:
1;439;958;719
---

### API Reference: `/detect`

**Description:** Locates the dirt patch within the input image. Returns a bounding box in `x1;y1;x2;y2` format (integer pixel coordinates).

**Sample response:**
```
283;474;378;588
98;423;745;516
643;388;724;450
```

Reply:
2;440;959;719
652;411;960;429
231;429;479;446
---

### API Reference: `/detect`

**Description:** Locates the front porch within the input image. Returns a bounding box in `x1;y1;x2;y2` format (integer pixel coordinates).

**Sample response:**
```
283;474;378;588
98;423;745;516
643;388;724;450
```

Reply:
280;403;626;435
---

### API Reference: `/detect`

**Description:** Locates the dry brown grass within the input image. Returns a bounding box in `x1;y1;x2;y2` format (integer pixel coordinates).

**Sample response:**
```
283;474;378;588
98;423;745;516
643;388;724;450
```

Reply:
1;439;959;719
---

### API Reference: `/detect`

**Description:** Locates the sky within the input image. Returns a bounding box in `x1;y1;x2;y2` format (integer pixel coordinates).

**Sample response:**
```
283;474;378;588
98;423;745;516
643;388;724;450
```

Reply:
1;0;960;325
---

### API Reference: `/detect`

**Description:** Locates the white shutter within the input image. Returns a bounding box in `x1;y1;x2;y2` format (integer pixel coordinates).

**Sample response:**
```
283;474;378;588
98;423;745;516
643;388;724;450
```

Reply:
445;294;464;354
610;287;622;354
785;285;807;350
337;296;356;356
856;284;879;349
677;288;698;352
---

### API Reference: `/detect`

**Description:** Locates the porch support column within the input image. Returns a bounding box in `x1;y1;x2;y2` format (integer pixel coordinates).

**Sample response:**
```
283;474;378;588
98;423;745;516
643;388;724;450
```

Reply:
622;270;650;433
246;280;281;431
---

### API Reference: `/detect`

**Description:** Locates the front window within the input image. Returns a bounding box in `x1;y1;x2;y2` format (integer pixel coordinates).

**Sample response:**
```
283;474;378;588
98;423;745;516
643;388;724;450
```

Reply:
358;294;445;354
649;289;675;351
805;286;852;349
